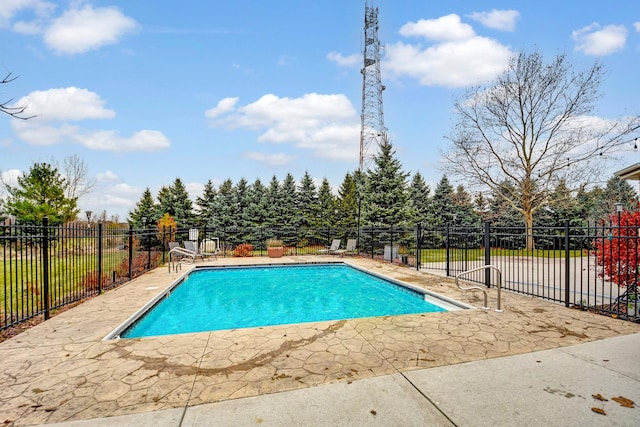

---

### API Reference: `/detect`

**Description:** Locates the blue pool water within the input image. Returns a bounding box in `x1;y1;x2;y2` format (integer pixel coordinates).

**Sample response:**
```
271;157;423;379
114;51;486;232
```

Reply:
120;264;448;338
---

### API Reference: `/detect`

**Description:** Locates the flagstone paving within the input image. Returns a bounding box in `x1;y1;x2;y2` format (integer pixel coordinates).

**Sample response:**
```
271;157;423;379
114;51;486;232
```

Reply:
1;256;639;426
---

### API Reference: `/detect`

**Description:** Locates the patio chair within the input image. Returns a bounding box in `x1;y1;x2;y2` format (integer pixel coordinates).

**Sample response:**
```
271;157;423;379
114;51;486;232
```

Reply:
343;239;358;256
318;239;341;255
333;238;357;257
184;240;217;261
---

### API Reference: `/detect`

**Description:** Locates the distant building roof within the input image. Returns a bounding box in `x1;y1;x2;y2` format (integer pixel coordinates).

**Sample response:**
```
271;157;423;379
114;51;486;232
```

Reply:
615;163;640;181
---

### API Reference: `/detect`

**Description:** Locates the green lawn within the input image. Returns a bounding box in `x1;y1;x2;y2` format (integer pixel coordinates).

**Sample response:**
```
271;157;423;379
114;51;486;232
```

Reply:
419;247;588;263
1;251;129;314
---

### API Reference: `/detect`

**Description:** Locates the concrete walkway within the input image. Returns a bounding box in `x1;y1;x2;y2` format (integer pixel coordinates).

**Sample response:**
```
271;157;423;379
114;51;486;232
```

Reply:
1;257;639;426
41;333;640;426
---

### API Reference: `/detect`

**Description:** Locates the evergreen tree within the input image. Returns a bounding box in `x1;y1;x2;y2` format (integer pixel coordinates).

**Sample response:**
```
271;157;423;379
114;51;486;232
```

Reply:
155;178;193;227
337;172;358;228
318;178;336;229
279;173;298;228
362;139;411;226
246;178;269;227
297;171;319;228
473;192;490;222
486;181;523;228
234;178;251;229
4;162;78;225
431;175;457;227
593;176;638;222
215;179;236;229
195;180;217;227
452;184;479;225
264;175;281;228
408;172;432;223
129;188;157;228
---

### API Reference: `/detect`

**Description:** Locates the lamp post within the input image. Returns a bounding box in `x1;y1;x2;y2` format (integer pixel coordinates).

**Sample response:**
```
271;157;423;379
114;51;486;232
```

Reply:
615;202;624;226
85;210;92;228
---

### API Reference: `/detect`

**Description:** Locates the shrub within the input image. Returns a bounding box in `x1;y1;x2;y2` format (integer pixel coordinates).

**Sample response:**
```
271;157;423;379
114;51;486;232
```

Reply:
266;239;283;247
234;243;253;257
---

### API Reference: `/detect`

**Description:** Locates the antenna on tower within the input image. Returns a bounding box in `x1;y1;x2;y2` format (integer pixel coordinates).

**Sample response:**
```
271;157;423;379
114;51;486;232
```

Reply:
359;0;387;171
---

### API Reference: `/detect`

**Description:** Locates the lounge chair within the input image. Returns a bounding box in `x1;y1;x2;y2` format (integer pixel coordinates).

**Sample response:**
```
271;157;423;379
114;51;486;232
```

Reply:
333;239;357;257
184;240;218;261
343;239;358;256
318;239;341;255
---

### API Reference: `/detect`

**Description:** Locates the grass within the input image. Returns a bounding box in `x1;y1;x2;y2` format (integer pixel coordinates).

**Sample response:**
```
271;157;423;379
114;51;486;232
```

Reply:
1;251;129;319
420;248;588;263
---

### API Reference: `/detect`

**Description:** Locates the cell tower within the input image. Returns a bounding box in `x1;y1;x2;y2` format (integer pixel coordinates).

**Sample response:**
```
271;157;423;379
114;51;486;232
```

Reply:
359;1;386;171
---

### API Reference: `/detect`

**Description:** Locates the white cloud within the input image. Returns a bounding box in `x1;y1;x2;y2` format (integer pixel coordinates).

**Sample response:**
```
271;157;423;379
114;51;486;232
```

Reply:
385;37;512;88
468;10;520;32
388;14;513;87
11;87;170;152
572;23;627;56
204;97;239;118
78;129;170;152
207;93;359;161
400;15;475;42
43;4;137;54
635;22;640;32
326;51;360;67
244;151;295;167
185;182;204;203
96;170;119;181
16;87;115;121
0;0;55;29
0;168;22;188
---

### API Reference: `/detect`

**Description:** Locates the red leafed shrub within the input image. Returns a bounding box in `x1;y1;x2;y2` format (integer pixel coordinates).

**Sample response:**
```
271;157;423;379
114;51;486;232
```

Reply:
234;243;253;257
594;208;640;288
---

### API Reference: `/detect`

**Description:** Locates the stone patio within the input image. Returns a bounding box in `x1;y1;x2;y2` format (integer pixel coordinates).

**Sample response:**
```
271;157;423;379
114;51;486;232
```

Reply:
1;256;639;426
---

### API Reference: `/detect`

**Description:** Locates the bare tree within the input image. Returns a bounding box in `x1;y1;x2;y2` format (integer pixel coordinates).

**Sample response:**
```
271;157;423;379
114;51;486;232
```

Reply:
443;51;640;249
63;154;96;200
1;72;33;120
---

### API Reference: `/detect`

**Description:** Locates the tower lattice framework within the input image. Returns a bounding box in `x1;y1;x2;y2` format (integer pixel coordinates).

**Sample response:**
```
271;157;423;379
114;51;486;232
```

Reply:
359;1;386;171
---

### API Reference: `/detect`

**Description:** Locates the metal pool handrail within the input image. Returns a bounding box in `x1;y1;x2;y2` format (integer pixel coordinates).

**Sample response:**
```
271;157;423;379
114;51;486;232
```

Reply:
455;265;503;312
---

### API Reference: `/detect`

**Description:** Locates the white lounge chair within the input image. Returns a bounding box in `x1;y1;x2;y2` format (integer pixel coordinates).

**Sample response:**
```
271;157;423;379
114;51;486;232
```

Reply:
333;239;357;257
318;239;341;255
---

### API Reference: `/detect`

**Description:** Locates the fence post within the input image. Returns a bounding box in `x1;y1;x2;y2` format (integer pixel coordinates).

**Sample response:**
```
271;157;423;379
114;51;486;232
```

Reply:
98;223;103;294
370;227;374;259
485;221;491;288
415;223;421;271
42;217;50;320
445;223;450;277
564;219;570;307
128;224;133;279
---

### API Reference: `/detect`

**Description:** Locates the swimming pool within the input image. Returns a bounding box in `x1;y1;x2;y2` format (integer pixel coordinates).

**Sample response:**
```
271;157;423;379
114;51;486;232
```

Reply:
108;263;467;339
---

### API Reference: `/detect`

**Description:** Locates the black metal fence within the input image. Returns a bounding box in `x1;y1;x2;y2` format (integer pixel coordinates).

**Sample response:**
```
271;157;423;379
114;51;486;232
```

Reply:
417;221;639;322
2;219;638;332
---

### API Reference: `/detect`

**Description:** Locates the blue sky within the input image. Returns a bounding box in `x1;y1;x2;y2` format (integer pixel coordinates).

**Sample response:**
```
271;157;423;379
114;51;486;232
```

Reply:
1;0;639;220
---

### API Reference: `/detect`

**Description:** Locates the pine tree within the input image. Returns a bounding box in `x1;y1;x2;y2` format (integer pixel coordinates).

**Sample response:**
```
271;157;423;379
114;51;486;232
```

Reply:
337;172;358;228
362;139;411;226
297;171;319;228
453;184;479;225
235;178;251;229
129;188;157;228
264;175;281;228
170;178;194;227
195;180;217;227
431;175;457;227
408;172;432;223
318;177;336;229
215;179;236;229
279;173;298;228
4;162;78;225
246;178;268;227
